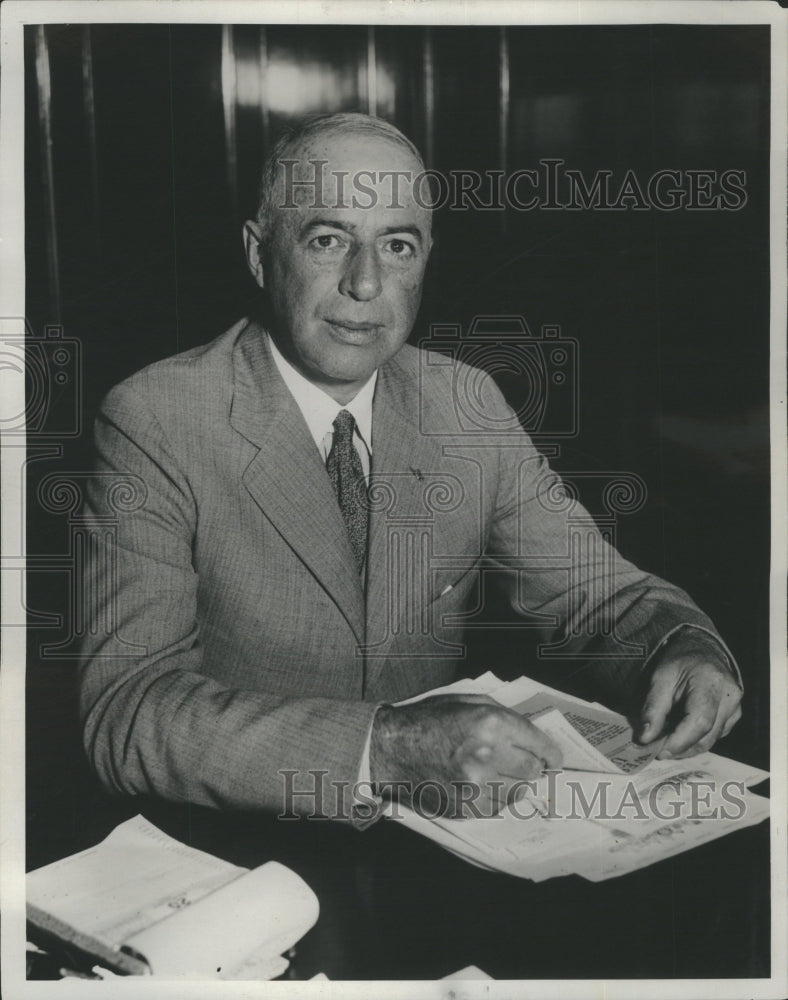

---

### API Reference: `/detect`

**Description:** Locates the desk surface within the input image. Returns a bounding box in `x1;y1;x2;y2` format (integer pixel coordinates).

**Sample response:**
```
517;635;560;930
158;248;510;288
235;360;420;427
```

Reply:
123;795;769;982
25;647;772;981
24;746;771;983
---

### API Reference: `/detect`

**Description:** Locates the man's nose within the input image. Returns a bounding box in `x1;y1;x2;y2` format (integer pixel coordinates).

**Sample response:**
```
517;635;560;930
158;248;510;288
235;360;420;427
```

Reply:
338;245;383;301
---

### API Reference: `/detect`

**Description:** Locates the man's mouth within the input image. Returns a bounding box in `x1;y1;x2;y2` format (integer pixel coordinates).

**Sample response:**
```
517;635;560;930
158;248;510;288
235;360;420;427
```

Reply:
326;319;383;331
325;319;384;340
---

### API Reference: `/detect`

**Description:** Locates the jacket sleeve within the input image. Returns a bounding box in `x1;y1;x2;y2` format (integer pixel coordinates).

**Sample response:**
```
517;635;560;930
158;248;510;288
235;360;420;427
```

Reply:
78;383;381;826
482;388;739;710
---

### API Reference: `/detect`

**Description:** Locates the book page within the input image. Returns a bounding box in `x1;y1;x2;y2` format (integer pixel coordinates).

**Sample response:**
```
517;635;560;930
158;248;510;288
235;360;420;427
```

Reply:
512;692;663;773
527;707;616;771
570;792;771;881
26;815;242;947
394;671;503;704
490;674;605;711
123;860;319;978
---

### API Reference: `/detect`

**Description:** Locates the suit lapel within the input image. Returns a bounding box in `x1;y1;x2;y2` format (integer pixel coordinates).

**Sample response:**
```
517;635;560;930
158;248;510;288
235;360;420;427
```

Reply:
229;323;365;644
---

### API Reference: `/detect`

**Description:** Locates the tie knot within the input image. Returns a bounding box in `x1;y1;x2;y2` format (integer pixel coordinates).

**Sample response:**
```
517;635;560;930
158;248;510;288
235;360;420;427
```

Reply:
333;409;356;441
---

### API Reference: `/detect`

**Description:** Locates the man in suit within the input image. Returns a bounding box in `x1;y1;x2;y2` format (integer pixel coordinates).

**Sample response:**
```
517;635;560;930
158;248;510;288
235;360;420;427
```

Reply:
80;113;742;826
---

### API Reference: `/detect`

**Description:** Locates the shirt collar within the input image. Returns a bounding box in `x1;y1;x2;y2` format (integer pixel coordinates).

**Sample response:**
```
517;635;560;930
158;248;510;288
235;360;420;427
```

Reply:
267;332;376;453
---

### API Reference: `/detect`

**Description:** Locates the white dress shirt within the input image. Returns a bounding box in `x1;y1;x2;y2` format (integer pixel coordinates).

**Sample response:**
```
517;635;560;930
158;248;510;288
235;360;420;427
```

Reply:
267;333;375;480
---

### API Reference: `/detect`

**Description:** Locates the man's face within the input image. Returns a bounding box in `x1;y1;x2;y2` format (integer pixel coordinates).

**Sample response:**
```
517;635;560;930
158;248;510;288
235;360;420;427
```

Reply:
246;131;432;402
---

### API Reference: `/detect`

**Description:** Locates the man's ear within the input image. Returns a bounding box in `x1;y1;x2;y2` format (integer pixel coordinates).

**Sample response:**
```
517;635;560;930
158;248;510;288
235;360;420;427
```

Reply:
425;227;435;259
243;220;266;289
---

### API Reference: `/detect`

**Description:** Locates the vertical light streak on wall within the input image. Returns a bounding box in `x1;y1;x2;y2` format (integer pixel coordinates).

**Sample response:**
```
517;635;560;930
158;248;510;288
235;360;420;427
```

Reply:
221;25;239;218
81;26;101;257
423;28;435;167
499;26;510;236
167;27;180;348
34;25;61;322
258;26;270;154
366;26;377;117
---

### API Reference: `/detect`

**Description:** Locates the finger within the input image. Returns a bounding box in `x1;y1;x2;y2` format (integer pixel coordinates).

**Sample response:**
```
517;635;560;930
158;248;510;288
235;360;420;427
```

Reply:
507;717;563;769
716;684;743;725
444;694;501;706
457;759;508;814
720;703;742;739
660;676;743;757
659;688;721;757
638;667;679;743
460;758;535;816
462;740;544;792
467;708;562;769
454;737;547;816
485;739;550;782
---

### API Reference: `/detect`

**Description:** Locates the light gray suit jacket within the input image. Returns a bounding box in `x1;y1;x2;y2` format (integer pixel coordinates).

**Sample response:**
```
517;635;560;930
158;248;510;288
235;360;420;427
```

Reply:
79;318;729;824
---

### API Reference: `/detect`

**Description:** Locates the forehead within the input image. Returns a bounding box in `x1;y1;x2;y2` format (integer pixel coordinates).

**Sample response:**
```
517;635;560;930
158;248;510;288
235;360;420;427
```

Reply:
272;130;432;234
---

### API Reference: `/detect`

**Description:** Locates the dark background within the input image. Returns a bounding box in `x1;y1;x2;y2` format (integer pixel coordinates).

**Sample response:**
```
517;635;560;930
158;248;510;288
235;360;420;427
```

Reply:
23;21;771;977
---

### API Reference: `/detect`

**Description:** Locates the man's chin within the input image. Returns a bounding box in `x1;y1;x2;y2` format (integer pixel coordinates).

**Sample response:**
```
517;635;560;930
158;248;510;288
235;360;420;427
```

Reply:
319;344;387;382
324;363;378;389
300;356;379;401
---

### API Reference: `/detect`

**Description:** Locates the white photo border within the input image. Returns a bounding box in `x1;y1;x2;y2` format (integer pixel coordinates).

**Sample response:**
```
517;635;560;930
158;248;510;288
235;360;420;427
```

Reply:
1;2;785;998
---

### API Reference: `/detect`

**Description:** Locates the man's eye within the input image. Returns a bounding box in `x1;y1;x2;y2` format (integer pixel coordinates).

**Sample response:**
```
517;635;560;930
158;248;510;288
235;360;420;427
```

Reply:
310;234;343;250
386;239;414;258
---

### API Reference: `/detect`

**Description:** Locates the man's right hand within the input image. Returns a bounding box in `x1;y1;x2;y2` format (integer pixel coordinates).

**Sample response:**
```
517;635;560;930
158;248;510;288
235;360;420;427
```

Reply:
369;694;563;818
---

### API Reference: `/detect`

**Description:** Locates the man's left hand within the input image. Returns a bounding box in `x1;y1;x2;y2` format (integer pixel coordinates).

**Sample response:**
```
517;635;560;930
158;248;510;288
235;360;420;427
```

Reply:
637;631;742;758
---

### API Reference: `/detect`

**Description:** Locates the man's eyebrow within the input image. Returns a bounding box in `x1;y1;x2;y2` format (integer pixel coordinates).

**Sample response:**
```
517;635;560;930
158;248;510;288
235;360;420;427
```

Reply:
299;219;357;238
379;225;425;244
300;219;425;245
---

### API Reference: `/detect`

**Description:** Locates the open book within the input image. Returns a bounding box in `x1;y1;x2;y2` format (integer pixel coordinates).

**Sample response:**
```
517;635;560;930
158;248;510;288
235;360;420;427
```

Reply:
26;815;319;979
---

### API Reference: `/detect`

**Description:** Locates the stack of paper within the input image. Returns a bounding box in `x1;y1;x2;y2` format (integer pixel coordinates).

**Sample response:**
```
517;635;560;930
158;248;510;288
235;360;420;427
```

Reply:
26;816;319;978
385;673;769;882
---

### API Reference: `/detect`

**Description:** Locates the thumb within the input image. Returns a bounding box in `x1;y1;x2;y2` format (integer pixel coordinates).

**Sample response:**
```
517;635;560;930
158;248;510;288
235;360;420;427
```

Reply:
638;669;677;743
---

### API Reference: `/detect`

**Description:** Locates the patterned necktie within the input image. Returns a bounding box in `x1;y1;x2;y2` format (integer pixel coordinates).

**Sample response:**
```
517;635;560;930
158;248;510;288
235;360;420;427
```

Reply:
326;410;368;572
